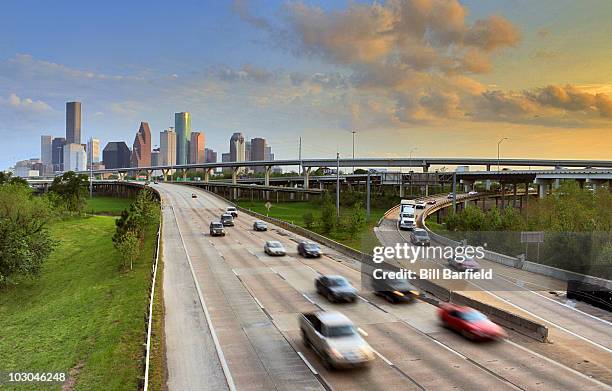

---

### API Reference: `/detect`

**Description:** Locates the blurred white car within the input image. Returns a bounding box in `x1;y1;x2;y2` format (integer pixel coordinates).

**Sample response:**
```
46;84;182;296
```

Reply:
264;240;286;256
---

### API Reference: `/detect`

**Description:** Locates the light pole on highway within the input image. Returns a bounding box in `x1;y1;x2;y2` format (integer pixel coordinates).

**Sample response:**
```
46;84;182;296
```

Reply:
336;152;340;221
497;137;509;172
351;131;356;174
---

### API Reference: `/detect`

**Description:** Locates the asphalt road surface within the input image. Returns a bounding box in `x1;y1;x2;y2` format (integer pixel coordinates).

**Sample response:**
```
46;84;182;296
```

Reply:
156;183;611;391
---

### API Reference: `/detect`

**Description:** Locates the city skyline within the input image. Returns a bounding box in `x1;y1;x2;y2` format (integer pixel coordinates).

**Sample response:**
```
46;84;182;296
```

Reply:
1;0;611;170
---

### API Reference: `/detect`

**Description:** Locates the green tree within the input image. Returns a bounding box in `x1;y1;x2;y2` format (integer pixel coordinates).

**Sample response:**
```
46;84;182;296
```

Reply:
348;203;367;236
49;171;89;213
319;193;336;233
303;211;315;229
0;184;56;286
0;172;28;186
115;230;140;271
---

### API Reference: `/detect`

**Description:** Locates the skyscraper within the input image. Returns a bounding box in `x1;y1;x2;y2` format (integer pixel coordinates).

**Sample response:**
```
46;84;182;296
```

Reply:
131;122;152;167
229;132;245;162
51;137;66;172
175;112;191;165
250;137;267;173
160;128;177;167
87;138;100;167
221;152;231;173
190;132;205;164
63;143;87;172
103;142;131;169
66;101;81;144
151;148;160;166
205;148;217;163
40;135;53;174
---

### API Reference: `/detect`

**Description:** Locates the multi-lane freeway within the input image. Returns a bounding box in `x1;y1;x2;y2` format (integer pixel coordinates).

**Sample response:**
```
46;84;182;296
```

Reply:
154;183;611;391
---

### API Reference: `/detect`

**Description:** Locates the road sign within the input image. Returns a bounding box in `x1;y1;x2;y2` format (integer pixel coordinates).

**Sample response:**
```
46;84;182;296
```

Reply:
521;231;544;243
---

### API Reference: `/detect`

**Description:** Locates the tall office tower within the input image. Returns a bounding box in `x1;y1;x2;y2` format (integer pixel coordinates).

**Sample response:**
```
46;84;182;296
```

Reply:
221;152;231;173
87;138;100;167
63;143;87;172
250;137;266;173
103;142;131;169
131;122;152;167
51;137;66;172
245;140;251;161
160;128;177;166
40;135;53;174
189;132;205;164
205;148;217;163
151;148;160;166
175;112;191;165
264;146;273;161
229;132;245;162
66;101;82;144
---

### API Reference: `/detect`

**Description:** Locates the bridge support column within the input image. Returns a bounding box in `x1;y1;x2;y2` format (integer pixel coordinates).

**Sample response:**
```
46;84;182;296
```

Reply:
461;179;475;193
232;167;239;199
180;169;187;181
302;167;311;189
161;169;169;181
146;170;152;181
264;166;272;200
535;179;552;198
204;168;212;183
118;172;126;181
513;183;518;207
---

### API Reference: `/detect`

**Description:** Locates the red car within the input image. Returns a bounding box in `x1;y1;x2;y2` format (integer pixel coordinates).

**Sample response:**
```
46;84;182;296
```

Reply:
438;304;506;341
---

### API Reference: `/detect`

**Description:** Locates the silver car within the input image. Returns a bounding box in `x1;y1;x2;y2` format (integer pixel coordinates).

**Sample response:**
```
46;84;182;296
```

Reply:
264;240;286;256
300;311;375;369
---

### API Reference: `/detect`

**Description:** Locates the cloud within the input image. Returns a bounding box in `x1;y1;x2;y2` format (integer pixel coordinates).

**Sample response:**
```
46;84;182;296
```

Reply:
233;0;272;30
0;93;53;113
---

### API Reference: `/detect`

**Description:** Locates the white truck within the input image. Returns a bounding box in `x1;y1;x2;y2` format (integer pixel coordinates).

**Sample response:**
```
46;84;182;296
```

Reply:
399;200;416;230
300;311;375;369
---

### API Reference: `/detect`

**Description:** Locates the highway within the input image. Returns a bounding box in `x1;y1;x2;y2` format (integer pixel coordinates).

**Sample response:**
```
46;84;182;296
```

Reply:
155;183;610;391
375;193;612;383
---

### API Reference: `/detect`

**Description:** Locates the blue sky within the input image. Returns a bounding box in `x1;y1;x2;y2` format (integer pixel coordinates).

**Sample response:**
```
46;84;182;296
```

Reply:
1;0;611;169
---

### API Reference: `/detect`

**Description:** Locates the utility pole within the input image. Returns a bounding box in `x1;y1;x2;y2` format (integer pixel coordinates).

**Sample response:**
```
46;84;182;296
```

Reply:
452;172;457;212
89;141;93;198
299;137;302;176
366;170;371;219
336;152;340;221
352;131;356;174
497;137;508;172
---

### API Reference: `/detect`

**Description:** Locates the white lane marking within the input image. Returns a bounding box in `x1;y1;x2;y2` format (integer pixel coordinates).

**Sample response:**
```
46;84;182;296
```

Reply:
232;269;239;276
168;200;237;391
371;348;394;366
253;297;265;309
302;293;316;305
505;339;612;389
297;352;319;376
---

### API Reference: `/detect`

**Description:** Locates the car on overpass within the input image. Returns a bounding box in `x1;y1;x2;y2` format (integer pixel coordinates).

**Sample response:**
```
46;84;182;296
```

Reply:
315;275;357;303
415;201;426;209
298;242;322;258
300;311;374;369
253;220;267;231
410;228;430;246
438;303;506;341
191;193;197;198
448;255;481;271
264;240;286;256
209;221;225;236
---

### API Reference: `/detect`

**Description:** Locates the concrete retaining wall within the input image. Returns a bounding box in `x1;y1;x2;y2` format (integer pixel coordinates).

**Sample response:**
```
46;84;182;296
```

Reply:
451;292;548;342
522;261;612;290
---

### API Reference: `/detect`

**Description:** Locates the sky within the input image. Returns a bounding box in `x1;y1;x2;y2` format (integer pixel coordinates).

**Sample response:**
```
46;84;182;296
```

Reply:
0;0;611;169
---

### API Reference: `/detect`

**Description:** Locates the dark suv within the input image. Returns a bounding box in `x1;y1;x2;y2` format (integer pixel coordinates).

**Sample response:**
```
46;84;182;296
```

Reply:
209;222;225;236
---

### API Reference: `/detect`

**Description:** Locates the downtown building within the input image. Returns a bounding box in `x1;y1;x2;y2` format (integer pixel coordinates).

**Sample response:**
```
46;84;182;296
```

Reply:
205;148;217;163
250;137;267;173
63;143;87;172
87;137;101;168
40;135;54;175
175;112;191;165
160;128;177;168
189;131;205;164
131;122;152;167
103;142;131;169
51;137;66;171
66;101;81;144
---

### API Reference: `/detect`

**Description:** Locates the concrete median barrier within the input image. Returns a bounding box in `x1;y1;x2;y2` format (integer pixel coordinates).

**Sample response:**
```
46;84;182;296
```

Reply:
450;292;549;342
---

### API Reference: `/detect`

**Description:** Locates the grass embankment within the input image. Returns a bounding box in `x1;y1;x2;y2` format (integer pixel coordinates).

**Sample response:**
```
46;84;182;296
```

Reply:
0;199;160;391
85;196;134;216
238;200;387;254
424;216;446;233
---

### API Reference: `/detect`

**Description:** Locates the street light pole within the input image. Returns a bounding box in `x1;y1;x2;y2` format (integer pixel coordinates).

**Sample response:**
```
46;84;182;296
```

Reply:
497;137;508;172
336;152;340;221
351;131;356;174
89;140;93;198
